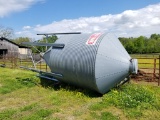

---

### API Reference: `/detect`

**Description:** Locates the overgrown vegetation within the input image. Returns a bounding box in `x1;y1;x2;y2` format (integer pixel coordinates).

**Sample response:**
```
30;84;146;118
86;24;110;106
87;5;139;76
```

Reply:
0;67;160;120
90;84;160;119
119;34;160;54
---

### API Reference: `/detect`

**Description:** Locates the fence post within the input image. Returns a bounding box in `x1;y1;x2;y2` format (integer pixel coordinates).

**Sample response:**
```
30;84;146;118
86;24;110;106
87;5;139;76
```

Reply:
40;60;41;71
3;51;5;65
153;58;156;82
46;64;47;72
158;55;160;86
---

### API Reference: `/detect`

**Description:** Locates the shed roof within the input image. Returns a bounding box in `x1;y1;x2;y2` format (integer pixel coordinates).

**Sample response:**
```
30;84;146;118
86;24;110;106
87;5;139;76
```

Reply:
0;37;29;48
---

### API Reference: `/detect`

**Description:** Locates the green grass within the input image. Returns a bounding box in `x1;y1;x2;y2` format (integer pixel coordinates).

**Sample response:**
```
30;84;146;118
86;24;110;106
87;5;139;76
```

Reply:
138;58;159;69
130;54;160;69
0;69;39;94
0;67;160;120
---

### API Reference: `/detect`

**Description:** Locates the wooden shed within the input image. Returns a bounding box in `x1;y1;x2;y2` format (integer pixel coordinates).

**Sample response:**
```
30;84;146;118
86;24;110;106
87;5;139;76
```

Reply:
0;37;31;58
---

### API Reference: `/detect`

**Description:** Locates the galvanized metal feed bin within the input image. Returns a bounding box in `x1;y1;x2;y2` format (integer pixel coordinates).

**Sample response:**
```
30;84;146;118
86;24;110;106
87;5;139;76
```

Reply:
43;32;138;94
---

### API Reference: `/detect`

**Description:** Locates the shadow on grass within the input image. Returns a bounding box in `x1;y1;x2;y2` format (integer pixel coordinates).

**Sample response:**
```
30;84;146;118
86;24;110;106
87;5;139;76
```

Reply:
40;78;102;98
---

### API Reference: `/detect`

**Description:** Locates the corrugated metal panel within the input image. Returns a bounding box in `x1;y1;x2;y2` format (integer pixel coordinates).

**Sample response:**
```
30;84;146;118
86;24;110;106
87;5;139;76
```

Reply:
43;32;137;94
47;33;105;91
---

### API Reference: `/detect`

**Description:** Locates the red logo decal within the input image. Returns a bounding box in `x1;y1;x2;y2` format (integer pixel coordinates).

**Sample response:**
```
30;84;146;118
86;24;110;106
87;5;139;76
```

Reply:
86;33;102;45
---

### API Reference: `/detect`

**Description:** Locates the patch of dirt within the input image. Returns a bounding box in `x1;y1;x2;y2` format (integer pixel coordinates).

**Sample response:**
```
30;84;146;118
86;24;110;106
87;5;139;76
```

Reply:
131;69;159;82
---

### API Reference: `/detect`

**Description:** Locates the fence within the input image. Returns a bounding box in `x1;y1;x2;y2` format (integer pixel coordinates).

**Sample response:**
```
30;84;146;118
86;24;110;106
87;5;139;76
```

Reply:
131;55;160;86
0;54;160;86
0;53;50;72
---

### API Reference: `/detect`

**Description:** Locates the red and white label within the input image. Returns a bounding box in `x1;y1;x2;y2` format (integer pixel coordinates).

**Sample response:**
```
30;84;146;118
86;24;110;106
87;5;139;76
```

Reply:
86;33;102;45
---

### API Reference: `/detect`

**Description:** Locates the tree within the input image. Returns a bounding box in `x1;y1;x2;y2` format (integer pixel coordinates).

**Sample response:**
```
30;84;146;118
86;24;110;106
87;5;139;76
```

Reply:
147;39;156;53
12;36;58;53
33;35;58;53
150;34;160;40
125;40;135;54
12;37;31;44
0;25;13;38
120;34;160;54
156;39;160;52
134;36;145;53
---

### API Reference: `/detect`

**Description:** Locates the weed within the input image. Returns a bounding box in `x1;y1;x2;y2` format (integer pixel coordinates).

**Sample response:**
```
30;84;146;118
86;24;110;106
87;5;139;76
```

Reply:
124;108;142;118
89;101;107;111
0;109;17;120
100;112;119;120
73;110;83;117
36;109;53;118
100;84;159;118
103;84;156;108
21;103;38;111
20;109;52;120
90;111;119;120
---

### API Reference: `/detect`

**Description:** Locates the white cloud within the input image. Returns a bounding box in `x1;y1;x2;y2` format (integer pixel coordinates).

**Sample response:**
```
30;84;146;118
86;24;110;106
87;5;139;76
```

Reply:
0;0;45;17
16;3;160;39
15;30;38;41
23;26;32;30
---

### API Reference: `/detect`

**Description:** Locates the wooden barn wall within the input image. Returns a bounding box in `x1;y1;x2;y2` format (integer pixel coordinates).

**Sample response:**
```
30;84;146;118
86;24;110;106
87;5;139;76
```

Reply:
0;40;19;57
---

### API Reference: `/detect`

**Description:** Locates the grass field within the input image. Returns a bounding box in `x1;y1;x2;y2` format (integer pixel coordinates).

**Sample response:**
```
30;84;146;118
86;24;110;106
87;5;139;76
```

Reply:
131;54;160;69
138;58;159;69
0;68;160;120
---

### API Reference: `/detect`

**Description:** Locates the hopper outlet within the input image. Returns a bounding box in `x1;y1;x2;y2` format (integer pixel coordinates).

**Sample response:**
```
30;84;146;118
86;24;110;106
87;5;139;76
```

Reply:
129;59;138;74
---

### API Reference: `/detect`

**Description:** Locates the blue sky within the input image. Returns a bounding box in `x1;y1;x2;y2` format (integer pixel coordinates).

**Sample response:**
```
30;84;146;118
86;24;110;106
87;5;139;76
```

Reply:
0;0;160;39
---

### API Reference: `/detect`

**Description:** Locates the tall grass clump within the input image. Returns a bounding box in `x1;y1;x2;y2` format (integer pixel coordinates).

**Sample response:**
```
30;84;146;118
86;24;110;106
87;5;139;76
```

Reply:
104;84;155;108
90;83;160;119
102;84;159;118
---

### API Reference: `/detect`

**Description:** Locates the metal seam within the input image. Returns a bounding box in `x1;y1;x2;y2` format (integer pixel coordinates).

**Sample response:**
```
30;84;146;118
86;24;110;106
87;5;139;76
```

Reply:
97;53;129;64
96;70;129;79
